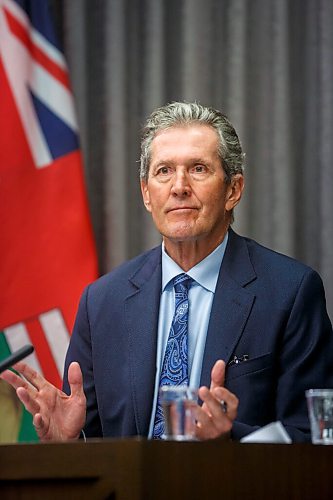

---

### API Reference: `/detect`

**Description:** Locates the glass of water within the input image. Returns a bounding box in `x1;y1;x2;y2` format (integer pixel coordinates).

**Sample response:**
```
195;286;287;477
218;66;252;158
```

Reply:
306;389;333;444
160;385;198;441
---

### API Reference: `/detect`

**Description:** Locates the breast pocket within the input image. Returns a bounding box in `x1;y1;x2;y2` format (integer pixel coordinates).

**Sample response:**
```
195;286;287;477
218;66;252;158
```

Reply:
225;352;276;425
225;352;274;382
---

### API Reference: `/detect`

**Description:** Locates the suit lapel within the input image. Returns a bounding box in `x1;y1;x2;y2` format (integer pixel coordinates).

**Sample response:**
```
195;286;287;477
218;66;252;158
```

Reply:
200;230;257;387
125;247;162;435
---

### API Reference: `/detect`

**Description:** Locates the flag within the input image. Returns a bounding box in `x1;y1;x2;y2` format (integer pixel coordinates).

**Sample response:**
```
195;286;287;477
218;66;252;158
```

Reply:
0;0;98;442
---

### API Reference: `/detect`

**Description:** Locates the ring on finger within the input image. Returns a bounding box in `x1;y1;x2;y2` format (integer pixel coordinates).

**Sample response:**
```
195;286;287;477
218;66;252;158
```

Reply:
220;399;228;413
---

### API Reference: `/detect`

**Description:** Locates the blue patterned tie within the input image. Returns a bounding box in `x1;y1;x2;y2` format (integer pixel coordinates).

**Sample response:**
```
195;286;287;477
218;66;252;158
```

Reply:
153;273;192;438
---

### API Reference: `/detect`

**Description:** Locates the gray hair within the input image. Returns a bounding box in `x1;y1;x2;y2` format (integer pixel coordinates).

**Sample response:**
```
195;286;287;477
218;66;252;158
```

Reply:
140;101;245;182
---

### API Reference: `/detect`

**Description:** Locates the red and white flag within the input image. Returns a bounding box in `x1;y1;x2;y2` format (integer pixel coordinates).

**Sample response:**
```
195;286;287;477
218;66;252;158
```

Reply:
0;0;98;441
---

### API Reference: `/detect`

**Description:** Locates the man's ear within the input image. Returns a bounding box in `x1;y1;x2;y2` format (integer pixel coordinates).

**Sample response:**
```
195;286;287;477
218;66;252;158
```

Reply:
140;180;152;212
225;174;244;212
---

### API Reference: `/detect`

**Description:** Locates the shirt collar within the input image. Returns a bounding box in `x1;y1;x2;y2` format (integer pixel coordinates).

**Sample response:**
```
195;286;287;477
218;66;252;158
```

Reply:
161;231;229;293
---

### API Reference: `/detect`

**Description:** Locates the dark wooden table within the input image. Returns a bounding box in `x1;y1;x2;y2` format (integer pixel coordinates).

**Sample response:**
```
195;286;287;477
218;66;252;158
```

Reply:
0;438;332;499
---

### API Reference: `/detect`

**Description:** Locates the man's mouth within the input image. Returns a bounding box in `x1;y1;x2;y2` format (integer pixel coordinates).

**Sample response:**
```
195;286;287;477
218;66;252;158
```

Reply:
166;206;198;213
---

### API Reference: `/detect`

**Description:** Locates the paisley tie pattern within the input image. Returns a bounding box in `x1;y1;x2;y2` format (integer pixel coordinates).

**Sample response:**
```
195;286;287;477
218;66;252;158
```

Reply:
153;273;192;439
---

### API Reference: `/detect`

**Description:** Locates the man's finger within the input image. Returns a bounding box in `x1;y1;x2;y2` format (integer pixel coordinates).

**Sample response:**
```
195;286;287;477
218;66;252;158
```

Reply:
12;362;47;391
33;413;50;440
0;368;35;393
195;405;218;439
68;362;84;399
199;386;237;422
0;368;24;387
195;404;232;440
16;386;41;415
209;359;226;390
212;387;238;421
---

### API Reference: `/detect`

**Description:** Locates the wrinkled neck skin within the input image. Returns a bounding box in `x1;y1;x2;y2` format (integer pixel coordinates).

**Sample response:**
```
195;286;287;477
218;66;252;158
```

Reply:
163;222;230;271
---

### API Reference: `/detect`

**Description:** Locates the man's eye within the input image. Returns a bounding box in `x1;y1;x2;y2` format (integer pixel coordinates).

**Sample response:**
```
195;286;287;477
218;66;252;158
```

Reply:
156;166;170;175
192;165;206;173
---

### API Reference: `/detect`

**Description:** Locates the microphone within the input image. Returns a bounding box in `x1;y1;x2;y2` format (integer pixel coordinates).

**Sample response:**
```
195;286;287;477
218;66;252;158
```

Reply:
0;345;34;374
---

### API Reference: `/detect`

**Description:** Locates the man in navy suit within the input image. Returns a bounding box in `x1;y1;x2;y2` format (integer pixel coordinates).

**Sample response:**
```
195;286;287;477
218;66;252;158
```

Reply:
2;102;332;442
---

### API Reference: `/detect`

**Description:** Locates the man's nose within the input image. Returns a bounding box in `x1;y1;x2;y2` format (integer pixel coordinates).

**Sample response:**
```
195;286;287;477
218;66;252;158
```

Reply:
171;169;191;196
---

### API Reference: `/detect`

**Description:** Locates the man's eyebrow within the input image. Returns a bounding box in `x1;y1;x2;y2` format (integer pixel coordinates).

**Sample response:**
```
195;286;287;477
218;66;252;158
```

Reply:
151;159;171;165
149;160;171;170
151;157;211;167
189;157;210;163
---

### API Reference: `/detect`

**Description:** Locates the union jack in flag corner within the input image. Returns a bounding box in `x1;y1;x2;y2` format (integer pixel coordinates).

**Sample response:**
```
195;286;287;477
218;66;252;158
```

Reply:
0;0;98;442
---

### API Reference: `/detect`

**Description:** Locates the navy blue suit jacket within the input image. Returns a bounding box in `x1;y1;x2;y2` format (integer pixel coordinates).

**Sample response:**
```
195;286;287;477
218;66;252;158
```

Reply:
63;229;333;441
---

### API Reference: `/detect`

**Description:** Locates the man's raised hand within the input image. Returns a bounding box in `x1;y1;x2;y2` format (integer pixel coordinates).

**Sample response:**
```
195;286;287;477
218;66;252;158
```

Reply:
0;361;86;441
195;359;238;440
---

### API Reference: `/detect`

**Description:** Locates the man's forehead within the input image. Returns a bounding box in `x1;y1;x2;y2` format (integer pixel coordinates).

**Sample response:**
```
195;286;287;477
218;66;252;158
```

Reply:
150;124;219;153
152;123;218;140
148;125;221;171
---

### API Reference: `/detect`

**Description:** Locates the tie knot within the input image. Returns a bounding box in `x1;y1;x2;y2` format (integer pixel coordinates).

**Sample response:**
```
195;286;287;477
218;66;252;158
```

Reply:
173;273;192;293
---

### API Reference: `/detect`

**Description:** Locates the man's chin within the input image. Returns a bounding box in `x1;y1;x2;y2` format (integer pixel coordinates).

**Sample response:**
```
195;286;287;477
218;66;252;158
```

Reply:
161;225;198;243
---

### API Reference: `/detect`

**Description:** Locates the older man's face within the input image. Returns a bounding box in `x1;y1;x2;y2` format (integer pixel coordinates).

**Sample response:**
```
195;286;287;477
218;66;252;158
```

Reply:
141;124;243;255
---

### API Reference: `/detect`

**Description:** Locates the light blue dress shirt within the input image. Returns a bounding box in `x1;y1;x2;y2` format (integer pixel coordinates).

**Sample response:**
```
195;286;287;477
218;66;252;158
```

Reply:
148;232;229;437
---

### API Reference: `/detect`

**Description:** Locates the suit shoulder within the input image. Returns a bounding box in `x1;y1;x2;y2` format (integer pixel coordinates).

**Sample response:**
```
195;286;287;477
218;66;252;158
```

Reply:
86;245;161;294
242;234;319;281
